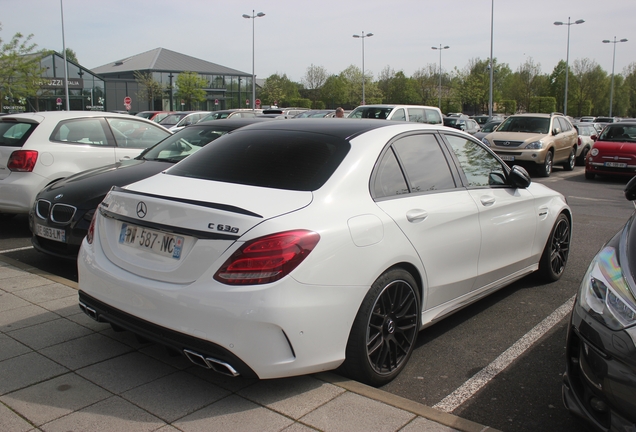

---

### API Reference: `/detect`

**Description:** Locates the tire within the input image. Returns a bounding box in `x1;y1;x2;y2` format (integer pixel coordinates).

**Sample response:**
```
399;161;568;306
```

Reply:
576;146;589;166
585;171;595;180
341;268;420;387
538;213;570;282
563;148;576;171
537;151;553;177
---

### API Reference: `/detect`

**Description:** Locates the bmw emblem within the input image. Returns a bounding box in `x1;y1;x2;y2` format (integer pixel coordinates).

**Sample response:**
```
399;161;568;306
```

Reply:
136;202;148;218
54;194;64;200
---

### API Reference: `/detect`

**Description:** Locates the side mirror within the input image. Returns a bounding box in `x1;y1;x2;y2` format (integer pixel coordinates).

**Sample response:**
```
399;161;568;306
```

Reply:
625;176;636;201
552;127;561;135
509;165;531;189
591;135;598;141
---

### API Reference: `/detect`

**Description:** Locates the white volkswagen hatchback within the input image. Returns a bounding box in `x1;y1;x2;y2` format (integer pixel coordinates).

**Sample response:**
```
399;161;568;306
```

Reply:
0;111;171;216
78;119;571;386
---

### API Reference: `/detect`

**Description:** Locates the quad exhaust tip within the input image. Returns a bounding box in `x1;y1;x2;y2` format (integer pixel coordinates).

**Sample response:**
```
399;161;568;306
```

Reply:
183;349;240;377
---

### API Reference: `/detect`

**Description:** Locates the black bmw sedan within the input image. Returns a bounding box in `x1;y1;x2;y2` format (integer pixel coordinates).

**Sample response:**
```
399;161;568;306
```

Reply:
562;176;636;431
29;117;271;260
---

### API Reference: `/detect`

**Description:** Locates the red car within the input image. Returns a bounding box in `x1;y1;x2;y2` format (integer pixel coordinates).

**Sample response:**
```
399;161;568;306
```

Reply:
585;122;636;180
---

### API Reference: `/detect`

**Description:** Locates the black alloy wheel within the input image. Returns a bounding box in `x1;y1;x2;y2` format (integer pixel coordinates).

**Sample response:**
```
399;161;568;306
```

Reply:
342;269;420;386
538;213;571;282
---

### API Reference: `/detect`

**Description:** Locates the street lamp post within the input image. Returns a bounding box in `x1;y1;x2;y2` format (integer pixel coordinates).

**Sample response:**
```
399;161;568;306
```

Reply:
488;0;494;117
243;10;265;110
431;44;449;110
554;17;584;116
603;37;628;117
353;31;373;105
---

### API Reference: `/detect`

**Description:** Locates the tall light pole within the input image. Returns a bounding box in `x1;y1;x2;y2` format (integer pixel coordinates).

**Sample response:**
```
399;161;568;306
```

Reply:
60;0;70;111
242;10;265;110
353;31;373;105
431;44;449;110
603;37;628;117
488;0;494;117
554;17;584;116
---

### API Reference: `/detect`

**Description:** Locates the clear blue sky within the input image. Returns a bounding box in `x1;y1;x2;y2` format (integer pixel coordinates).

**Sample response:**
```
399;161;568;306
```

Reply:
1;0;634;82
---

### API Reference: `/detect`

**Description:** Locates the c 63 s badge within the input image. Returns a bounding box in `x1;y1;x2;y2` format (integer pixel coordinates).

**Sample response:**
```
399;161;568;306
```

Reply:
208;223;239;234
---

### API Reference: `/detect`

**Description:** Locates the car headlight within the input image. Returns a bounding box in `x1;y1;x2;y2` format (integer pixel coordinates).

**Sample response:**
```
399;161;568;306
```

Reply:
524;140;544;150
481;138;491;147
590;148;599;156
579;246;636;330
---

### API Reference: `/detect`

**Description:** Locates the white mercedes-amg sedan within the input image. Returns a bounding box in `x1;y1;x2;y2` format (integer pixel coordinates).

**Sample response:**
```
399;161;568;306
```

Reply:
78;118;571;386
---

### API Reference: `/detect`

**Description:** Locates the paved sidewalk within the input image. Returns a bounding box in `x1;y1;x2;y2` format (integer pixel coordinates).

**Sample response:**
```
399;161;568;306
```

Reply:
0;256;499;432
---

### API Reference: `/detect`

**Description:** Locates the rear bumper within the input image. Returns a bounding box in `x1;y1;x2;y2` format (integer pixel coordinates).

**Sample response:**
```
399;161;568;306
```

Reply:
0;172;46;214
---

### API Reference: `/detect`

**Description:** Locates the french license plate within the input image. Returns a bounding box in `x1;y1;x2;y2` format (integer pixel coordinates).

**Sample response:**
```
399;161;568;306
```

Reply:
35;224;66;243
605;162;627;168
499;155;515;161
118;223;184;259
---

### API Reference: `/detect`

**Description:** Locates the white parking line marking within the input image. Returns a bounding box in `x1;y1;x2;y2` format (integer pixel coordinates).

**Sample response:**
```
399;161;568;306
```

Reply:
433;295;576;413
0;246;34;254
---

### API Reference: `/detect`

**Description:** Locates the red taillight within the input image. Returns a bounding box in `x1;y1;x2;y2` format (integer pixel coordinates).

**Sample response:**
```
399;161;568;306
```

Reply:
8;150;38;172
214;230;320;285
577;137;582;147
86;211;97;244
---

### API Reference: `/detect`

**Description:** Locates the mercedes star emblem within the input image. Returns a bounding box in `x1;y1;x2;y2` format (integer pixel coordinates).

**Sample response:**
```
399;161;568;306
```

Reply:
136;202;148;218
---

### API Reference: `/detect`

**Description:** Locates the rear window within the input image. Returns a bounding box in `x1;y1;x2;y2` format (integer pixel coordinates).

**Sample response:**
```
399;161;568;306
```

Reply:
166;129;350;191
349;107;392;120
0;121;37;147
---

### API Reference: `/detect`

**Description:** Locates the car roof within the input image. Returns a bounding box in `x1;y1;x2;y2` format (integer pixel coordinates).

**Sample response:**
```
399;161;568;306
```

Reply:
194;117;274;127
0;110;155;124
231;117;426;140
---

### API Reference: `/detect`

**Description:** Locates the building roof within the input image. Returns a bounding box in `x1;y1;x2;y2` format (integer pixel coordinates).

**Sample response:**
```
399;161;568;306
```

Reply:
91;47;250;77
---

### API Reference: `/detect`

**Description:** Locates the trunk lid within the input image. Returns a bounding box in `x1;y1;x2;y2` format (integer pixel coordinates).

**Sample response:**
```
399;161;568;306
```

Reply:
95;173;313;283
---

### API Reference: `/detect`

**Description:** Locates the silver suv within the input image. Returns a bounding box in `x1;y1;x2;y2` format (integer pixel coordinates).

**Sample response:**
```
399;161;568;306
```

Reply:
481;113;577;177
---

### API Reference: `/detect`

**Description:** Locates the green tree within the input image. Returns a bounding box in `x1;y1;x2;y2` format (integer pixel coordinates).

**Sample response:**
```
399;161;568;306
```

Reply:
260;73;300;106
412;64;438;106
134;71;164;111
0;24;44;112
302;64;328;108
569;59;606;117
508;58;547;112
174;71;207;110
623;62;636;117
320;74;348;108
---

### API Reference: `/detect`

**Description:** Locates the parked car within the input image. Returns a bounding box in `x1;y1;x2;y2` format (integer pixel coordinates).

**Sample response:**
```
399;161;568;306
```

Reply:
158;111;196;129
261;108;308;119
30;118;272;260
168;111;213;132
474;120;503;140
348;104;443;124
481;112;578;177
585;122;636;179
562;176;636;431
78;118;571;386
572;122;598;166
0;111;171;217
136;111;173;123
293;110;336;118
443;117;481;135
471;115;504;126
199;110;258;121
578;116;595;123
594;116;619;124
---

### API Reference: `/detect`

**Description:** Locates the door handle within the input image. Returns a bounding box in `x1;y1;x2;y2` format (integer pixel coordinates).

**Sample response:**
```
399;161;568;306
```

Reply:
480;196;496;206
406;209;428;223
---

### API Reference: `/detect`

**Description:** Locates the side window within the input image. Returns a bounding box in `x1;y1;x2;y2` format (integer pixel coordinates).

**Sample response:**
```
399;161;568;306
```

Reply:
425;108;442;124
392;134;455;192
391;108;406;121
106;118;171;149
407;108;424;123
445;134;507;187
557;117;571;133
373;149;409;198
51;118;109;146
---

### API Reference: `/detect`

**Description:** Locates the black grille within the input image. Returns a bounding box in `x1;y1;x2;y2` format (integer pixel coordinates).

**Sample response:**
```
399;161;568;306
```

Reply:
493;140;525;148
35;200;51;219
51;204;76;224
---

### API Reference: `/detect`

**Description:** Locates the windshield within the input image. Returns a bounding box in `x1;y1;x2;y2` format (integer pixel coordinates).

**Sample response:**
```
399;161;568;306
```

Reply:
482;121;501;133
159;113;188;125
138;125;233;163
599;125;636;142
497;117;550;134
